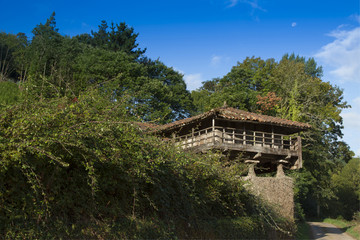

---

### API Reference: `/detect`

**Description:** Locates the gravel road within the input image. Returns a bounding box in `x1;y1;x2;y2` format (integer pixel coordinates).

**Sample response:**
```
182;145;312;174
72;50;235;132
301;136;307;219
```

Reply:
307;222;356;240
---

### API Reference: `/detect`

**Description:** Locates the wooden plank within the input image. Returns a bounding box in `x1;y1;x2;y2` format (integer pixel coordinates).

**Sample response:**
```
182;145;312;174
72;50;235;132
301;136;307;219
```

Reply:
297;136;302;168
212;118;215;144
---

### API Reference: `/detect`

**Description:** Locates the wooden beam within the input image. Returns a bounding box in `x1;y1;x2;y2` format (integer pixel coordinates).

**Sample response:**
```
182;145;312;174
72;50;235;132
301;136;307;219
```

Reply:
245;160;260;164
253;152;262;159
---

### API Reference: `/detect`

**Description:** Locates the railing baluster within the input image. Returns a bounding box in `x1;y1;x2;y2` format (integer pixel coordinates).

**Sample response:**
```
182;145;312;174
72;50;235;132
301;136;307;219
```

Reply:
222;127;225;143
253;131;255;146
243;129;246;145
262;132;265;146
173;126;298;155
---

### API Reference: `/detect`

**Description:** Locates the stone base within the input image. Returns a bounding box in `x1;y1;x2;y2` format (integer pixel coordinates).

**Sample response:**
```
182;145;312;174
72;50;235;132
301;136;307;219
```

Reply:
245;176;294;220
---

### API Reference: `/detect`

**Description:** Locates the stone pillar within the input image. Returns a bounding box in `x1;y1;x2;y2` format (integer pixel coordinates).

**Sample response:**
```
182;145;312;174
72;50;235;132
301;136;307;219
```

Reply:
276;164;285;177
244;160;260;179
276;160;288;178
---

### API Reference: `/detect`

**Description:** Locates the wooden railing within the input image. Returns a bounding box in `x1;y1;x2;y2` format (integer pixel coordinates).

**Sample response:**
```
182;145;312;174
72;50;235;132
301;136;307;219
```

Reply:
173;126;300;152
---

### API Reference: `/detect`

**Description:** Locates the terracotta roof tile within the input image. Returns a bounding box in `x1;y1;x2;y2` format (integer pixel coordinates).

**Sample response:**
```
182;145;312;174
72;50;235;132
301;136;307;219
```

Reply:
155;107;311;132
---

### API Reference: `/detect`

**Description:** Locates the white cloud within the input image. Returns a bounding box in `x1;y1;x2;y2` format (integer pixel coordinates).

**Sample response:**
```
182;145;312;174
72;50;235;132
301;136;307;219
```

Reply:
227;0;238;8
211;55;222;66
226;0;265;11
184;73;204;91
291;22;297;27
173;67;185;75
315;26;360;82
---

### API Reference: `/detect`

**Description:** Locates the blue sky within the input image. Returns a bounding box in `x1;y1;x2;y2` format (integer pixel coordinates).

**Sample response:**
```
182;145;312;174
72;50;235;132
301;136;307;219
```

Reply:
1;0;360;156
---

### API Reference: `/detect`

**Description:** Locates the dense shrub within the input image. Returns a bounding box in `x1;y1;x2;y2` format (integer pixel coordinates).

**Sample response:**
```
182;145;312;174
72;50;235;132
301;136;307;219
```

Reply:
0;90;291;239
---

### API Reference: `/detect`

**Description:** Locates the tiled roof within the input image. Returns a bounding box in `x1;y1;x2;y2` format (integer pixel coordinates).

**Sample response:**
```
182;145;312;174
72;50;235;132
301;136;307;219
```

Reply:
155;107;311;132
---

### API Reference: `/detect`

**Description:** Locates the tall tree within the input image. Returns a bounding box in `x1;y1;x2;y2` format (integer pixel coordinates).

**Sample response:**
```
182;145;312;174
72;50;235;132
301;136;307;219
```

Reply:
191;57;276;113
25;12;84;98
0;32;25;81
76;20;145;59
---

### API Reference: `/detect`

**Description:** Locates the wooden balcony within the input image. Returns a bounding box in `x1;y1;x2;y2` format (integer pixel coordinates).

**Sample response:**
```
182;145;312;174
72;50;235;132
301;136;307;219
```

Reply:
171;126;302;169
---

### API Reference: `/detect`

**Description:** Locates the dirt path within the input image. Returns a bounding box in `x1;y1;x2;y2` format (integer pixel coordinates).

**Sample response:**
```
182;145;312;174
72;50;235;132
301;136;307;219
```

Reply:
307;222;355;240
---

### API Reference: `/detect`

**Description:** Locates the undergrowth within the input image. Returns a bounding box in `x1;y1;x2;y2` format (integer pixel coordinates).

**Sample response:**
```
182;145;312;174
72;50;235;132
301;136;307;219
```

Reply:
0;90;294;239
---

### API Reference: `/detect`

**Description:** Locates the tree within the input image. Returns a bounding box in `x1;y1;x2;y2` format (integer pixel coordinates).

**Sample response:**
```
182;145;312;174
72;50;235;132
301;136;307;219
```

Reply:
330;158;360;219
268;56;351;218
73;48;193;123
138;57;194;122
0;32;26;81
191;57;276;113
193;54;353;218
76;20;146;59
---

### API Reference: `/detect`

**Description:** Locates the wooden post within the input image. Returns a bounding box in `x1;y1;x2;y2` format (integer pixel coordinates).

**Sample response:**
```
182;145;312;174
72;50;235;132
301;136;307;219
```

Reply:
212;118;215;145
253;131;256;146
205;128;208;143
243;126;246;145
222;127;225;143
232;129;235;144
192;128;194;147
172;133;176;144
297;136;302;168
271;126;274;148
198;130;201;145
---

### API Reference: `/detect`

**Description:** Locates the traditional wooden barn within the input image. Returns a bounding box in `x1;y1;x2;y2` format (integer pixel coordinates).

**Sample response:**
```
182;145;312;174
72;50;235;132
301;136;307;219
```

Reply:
154;106;311;175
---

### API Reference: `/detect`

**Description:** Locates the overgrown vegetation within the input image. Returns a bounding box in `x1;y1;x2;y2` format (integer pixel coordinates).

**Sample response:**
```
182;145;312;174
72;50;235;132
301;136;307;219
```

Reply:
0;11;359;238
0;91;291;238
295;222;312;240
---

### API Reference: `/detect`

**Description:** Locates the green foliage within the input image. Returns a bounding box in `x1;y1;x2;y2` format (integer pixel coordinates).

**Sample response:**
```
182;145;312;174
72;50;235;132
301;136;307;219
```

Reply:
0;90;290;238
3;13;193;123
76;20;146;59
1;11;356;235
192;57;276;113
327;158;360;219
192;54;353;220
0;32;27;81
0;81;21;106
295;222;312;240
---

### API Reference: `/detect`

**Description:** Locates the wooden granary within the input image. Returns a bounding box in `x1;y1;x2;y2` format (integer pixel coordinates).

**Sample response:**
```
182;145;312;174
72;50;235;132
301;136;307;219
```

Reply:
155;107;311;174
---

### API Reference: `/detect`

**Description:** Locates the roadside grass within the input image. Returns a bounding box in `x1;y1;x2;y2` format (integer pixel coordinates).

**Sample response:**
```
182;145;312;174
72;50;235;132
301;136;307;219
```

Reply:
323;218;360;240
295;221;312;240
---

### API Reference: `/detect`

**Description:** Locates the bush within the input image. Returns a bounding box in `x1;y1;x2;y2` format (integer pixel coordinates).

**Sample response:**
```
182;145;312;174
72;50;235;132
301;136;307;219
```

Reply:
0;90;293;238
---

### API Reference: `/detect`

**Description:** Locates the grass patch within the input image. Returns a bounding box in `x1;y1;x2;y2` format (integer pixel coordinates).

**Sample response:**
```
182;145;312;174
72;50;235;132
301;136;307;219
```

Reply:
295;221;312;240
324;218;360;240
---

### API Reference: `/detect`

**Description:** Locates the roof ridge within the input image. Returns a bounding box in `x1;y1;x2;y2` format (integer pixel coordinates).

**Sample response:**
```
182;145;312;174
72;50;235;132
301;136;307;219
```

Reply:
153;107;311;132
